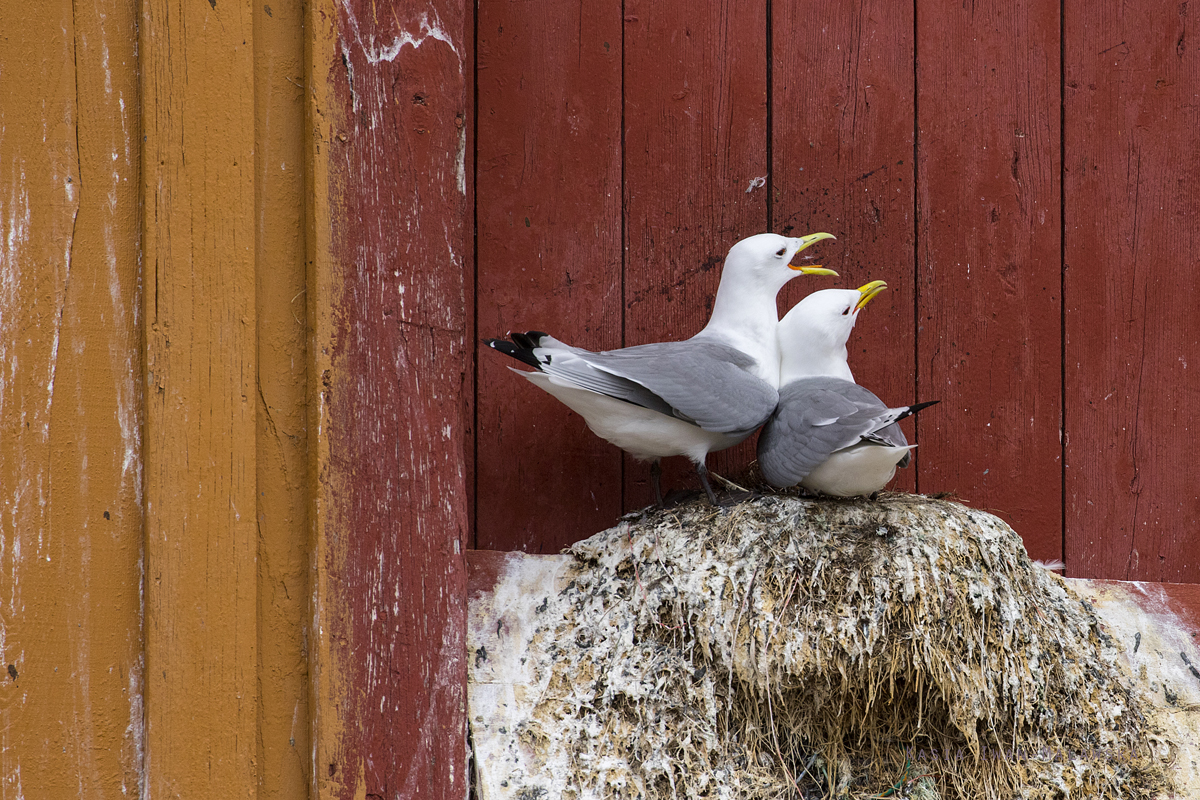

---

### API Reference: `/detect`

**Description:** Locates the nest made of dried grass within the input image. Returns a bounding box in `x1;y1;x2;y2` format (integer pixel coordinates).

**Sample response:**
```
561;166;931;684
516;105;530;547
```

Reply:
515;493;1171;800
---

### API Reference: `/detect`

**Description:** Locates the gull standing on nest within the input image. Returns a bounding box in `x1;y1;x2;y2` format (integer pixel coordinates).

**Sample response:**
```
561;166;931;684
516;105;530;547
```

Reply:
757;282;938;497
485;232;837;506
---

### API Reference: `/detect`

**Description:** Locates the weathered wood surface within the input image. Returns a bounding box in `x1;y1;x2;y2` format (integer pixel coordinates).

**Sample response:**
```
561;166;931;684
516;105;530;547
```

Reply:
0;0;144;796
1064;1;1200;581
772;0;918;493
254;1;313;796
473;0;1073;560
474;0;624;551
307;0;470;798
621;0;770;508
140;0;260;795
915;1;1063;563
472;1;1200;575
4;0;1200;796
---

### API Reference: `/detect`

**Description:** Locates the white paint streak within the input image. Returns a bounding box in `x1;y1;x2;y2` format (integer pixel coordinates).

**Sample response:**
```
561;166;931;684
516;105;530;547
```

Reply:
0;167;30;625
341;4;460;65
102;105;140;494
130;546;145;800
101;39;111;96
10;763;24;800
455;124;466;196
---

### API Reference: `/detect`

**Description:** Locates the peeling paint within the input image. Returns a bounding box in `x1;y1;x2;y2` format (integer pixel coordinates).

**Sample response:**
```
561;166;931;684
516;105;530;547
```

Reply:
341;6;459;65
456;124;466;196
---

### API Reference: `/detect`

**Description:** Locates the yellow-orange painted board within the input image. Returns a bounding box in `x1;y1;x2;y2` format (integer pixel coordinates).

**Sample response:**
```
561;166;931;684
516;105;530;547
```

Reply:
0;0;145;797
140;0;259;795
254;1;313;796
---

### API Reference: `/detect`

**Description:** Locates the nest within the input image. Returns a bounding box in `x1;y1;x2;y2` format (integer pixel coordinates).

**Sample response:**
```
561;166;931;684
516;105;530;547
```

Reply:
514;493;1171;799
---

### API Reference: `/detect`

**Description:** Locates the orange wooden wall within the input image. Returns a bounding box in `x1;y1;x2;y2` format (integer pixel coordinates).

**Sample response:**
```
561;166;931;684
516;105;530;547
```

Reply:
473;1;1200;585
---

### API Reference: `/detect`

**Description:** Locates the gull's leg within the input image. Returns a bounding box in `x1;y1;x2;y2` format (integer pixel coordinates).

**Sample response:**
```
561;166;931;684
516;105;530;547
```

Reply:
650;460;664;506
695;462;720;506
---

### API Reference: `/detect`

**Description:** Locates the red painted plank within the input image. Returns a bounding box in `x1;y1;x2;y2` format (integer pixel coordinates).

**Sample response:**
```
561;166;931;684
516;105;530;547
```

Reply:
1063;2;1200;582
915;1;1063;563
621;0;769;507
771;0;918;493
312;2;469;797
474;0;624;552
466;549;521;601
463;0;478;551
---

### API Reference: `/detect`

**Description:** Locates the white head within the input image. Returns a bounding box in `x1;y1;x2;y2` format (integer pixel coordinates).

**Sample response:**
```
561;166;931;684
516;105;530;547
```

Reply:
717;232;838;296
777;281;887;384
703;232;836;335
696;232;837;385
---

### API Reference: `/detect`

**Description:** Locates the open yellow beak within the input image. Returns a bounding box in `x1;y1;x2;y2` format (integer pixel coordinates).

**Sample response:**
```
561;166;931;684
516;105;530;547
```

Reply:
795;265;839;276
788;231;838;275
854;280;888;311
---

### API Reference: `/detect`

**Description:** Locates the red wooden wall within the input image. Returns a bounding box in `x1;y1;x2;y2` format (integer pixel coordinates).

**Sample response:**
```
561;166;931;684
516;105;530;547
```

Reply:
471;0;1200;584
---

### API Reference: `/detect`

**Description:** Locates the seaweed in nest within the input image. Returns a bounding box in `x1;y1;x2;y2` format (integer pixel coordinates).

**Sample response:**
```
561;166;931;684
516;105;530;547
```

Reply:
517;493;1171;799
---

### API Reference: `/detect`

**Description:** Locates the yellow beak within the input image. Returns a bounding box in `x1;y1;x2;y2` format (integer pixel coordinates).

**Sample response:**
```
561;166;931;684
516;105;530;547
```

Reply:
788;231;838;274
854;280;888;311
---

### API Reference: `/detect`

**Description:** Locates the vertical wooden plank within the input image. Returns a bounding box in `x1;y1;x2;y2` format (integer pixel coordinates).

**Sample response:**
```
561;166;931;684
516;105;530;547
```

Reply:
771;0;918;492
474;0;624;552
254;1;312;797
1064;3;1200;581
462;0;477;546
622;0;769;507
0;0;144;796
140;0;259;795
915;0;1063;562
307;0;469;797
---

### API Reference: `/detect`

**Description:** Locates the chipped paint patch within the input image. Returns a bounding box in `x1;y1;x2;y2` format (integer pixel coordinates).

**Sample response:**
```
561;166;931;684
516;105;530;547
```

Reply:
341;5;459;64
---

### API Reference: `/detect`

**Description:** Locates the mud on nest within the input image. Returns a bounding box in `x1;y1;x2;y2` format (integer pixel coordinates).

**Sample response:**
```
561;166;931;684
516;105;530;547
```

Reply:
518;493;1172;799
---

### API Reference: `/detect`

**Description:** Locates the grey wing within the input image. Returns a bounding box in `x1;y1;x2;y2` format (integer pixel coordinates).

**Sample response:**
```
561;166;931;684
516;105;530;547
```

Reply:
540;338;779;434
863;420;908;448
529;343;680;418
801;378;912;447
756;378;903;487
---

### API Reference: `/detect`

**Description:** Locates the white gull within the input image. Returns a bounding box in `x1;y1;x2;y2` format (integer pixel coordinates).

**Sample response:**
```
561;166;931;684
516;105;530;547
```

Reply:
486;232;837;505
757;282;938;497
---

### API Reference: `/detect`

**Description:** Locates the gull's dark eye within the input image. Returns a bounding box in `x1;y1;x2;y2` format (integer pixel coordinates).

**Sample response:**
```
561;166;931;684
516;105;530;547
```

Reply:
842;307;851;316
775;247;787;257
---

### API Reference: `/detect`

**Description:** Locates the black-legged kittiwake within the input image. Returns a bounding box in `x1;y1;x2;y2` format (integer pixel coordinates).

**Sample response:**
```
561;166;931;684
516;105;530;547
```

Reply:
485;232;837;505
757;282;938;497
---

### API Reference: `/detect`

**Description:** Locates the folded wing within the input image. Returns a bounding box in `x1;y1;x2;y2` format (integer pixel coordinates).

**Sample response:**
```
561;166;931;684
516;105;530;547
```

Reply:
757;377;930;487
485;332;778;436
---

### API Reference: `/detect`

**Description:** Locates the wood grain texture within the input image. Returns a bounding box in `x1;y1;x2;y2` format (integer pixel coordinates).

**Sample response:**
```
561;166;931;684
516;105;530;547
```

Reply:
254;1;312;796
0;0;144;796
140;0;259;795
1064;1;1200;581
307;0;469;797
474;0;624;552
916;0;1063;562
621;0;769;507
771;0;918;493
462;0;477;547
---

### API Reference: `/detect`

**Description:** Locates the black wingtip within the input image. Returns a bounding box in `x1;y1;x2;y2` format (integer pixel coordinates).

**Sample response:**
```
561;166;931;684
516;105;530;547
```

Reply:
908;399;940;414
510;330;549;351
482;334;543;370
893;399;940;423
